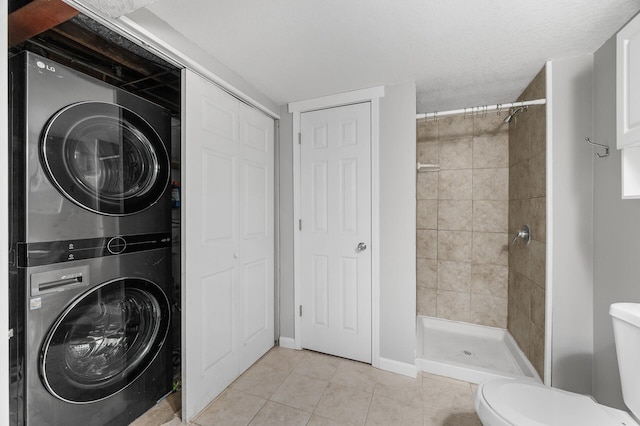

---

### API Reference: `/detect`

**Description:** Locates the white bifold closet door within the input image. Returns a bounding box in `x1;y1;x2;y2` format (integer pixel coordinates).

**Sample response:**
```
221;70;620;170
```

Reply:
181;69;274;422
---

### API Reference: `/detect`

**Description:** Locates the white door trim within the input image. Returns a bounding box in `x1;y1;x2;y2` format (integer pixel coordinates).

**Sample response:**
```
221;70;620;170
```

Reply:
289;86;384;368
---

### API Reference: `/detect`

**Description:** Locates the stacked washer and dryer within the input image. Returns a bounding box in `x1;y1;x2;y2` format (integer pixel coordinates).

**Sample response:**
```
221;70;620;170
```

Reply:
9;51;174;425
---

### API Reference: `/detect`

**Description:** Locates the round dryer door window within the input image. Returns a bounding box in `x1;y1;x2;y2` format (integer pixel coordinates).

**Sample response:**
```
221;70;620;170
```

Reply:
41;101;170;216
40;278;170;403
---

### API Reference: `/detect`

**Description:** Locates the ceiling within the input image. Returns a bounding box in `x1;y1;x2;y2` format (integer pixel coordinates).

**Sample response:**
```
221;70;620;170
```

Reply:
142;0;640;113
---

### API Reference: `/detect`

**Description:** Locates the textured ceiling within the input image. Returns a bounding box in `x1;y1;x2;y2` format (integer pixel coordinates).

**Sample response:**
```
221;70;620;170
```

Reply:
143;0;640;113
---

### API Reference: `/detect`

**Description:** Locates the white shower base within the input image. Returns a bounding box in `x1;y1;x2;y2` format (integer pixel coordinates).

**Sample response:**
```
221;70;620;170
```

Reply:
416;315;541;384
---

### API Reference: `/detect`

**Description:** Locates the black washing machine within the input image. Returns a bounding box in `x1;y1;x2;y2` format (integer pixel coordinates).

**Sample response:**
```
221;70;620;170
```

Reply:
8;51;174;425
22;239;172;425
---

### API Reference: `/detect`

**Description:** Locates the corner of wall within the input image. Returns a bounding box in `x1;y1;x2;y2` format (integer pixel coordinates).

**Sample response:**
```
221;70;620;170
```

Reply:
277;104;295;340
548;53;595;395
378;81;417;365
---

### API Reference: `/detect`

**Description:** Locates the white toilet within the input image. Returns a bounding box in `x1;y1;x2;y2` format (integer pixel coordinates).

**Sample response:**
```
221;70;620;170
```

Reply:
474;303;640;425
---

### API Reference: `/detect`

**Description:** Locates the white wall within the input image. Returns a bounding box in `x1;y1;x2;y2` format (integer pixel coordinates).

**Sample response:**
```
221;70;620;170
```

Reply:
278;106;295;340
593;36;640;410
278;81;417;368
548;55;595;394
378;81;417;366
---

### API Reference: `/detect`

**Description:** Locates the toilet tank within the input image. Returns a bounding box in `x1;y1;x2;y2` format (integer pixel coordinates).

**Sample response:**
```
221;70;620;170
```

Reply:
610;303;640;419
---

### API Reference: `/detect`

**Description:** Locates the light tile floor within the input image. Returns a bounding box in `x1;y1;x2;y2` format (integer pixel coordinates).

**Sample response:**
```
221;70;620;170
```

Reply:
134;347;482;426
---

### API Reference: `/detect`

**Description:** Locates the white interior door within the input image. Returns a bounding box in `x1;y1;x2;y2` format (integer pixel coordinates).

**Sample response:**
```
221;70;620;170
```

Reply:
300;102;372;363
182;69;274;422
238;102;275;372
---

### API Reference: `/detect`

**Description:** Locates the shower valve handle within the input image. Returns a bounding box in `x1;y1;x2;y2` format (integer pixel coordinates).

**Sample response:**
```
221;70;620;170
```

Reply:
511;225;531;245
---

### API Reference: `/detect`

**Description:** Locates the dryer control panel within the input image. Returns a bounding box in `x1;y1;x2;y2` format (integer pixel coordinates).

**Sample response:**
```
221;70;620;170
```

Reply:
16;232;171;267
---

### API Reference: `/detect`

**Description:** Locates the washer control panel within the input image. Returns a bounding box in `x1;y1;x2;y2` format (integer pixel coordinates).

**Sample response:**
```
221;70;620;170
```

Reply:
17;232;171;267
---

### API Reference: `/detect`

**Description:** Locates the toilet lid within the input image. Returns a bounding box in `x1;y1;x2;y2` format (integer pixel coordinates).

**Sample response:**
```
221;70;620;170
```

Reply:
481;379;632;426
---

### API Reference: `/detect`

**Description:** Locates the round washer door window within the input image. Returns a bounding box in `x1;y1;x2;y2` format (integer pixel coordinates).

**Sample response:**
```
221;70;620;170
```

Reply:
40;278;170;403
41;101;170;216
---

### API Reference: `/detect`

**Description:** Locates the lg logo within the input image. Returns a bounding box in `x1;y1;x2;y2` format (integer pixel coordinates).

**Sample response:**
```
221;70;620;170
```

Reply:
36;61;55;72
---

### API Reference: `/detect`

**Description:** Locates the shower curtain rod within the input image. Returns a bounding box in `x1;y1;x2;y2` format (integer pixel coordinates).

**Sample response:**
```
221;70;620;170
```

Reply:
416;98;546;120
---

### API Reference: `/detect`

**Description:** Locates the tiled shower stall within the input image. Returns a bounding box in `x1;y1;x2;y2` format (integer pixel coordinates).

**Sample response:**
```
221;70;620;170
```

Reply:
416;67;547;378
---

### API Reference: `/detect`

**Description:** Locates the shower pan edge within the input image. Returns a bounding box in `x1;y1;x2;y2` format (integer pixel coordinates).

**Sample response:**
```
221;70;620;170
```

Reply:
416;315;541;384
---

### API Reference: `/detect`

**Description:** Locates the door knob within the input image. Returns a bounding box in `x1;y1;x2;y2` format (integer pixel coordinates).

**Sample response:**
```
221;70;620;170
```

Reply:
357;242;367;252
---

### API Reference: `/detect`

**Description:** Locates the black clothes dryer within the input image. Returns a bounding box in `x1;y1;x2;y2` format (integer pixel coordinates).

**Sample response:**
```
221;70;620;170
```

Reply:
9;51;172;244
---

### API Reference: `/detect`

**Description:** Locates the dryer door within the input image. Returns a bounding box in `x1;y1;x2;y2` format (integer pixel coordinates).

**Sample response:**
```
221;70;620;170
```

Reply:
41;101;170;216
40;278;170;403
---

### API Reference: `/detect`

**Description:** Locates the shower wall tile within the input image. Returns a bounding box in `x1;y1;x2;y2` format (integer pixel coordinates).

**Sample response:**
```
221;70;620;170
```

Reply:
509;161;530;200
473;168;509;200
416;113;510;327
417;141;439;164
473;200;508;233
438;200;472;231
437;260;471;293
436;290;471;322
417;258;438;289
507;272;517;313
508;306;531;356
511;273;532;319
470;294;507;328
417;199;438;229
530;285;545;331
508;199;523;234
439;137;473;170
472;233;508;266
474;113;508;136
417;171;438;200
529;106;546;154
417;287;437;317
438;170;473;200
529;197;546;243
417;120;438;142
529;241;546;288
438;116;473;139
471;264;508;298
417;230;438;259
511;242;530;277
508;65;547;378
529;324;545;378
530;152;546;198
509;121;530;166
473;134;509;168
438;231;472;262
519;65;546;102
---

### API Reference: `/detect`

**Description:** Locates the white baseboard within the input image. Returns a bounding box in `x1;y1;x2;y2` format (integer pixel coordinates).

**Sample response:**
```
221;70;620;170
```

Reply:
278;337;296;349
378;357;417;378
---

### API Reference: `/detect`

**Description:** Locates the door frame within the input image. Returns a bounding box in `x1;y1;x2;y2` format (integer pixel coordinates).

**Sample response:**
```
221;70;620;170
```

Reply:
288;86;384;368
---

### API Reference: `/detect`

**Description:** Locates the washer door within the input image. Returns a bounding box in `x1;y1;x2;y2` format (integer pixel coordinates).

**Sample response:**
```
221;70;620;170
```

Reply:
41;101;170;216
40;278;170;403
